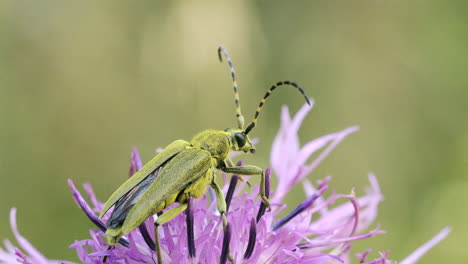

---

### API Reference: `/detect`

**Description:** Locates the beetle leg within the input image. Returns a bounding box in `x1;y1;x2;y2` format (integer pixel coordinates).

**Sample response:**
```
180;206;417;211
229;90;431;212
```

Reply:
154;203;189;264
155;203;188;225
210;181;234;262
259;170;270;210
102;246;113;263
225;159;235;167
226;159;252;187
210;181;228;227
241;176;252;188
154;224;162;264
221;165;271;210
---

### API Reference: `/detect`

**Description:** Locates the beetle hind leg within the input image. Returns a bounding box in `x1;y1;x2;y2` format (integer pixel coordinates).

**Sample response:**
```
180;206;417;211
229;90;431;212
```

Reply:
105;227;124;246
153;203;189;264
102;246;113;263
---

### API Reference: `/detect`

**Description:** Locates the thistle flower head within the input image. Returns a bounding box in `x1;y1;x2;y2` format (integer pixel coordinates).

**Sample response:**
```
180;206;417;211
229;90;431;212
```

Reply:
1;102;450;264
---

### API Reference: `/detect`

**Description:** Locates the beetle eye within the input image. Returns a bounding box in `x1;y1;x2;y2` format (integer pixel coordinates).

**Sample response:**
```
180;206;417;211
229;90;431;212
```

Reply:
234;133;246;148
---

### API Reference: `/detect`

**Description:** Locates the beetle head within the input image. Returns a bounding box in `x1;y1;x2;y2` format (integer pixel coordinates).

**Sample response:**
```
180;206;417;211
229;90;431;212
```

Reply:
225;128;255;154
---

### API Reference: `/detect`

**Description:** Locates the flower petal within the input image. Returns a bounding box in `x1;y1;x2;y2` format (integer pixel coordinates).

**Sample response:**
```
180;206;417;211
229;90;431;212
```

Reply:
68;180;107;233
399;227;451;264
129;147;143;177
309;174;382;235
301;126;360;177
83;182;101;213
271;103;313;181
9;208;49;264
271;103;359;203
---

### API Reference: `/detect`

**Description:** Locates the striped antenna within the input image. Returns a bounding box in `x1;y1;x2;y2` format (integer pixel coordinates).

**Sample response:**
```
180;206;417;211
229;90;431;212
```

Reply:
218;46;245;129
244;81;310;135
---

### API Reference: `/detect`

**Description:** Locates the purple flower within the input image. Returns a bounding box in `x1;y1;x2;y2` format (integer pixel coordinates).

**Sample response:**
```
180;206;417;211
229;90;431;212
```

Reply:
1;102;450;264
0;208;75;264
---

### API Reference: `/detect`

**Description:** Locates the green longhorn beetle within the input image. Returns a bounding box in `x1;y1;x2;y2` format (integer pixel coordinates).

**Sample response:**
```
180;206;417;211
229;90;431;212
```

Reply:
99;46;310;263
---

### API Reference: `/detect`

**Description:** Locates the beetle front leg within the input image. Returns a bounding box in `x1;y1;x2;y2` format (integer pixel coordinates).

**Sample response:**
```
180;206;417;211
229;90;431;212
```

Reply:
221;164;271;210
225;159;251;187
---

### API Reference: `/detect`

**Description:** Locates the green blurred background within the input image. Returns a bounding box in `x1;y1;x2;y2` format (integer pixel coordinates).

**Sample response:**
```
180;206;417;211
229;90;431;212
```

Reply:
0;1;466;263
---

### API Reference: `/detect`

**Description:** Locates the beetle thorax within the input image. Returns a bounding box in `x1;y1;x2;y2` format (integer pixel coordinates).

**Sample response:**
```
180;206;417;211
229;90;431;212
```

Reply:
190;130;232;161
